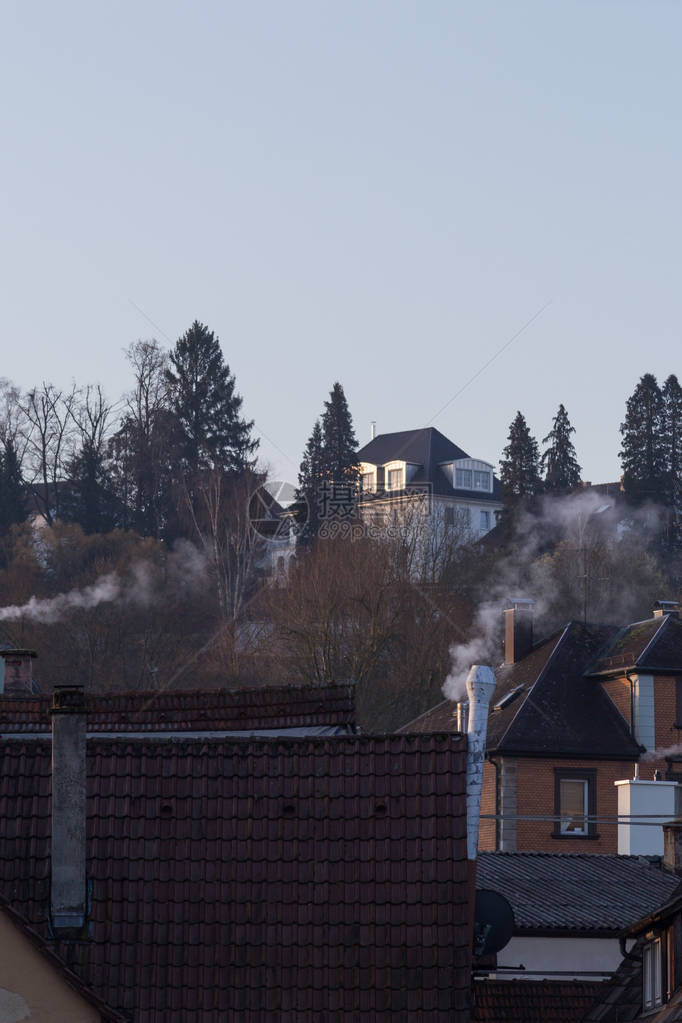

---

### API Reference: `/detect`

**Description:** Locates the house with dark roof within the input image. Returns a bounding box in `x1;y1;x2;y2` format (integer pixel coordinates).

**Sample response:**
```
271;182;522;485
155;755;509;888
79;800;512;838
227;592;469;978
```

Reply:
475;850;679;981
585;823;682;1021
404;599;682;856
356;427;503;544
0;682;479;1022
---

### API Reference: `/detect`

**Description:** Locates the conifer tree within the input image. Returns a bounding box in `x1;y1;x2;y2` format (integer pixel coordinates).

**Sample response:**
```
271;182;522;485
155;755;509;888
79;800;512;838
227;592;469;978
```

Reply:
297;419;325;535
620;373;666;503
320;382;359;488
0;438;26;533
662;374;682;508
298;420;325;497
166;321;258;475
541;404;582;494
499;411;542;507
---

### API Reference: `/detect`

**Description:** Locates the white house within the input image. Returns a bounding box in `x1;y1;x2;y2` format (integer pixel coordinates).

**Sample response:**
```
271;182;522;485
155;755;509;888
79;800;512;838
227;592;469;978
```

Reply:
356;426;503;543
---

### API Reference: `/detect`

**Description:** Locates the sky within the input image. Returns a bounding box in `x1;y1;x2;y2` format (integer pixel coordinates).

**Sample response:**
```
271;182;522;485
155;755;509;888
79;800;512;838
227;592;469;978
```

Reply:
2;1;681;487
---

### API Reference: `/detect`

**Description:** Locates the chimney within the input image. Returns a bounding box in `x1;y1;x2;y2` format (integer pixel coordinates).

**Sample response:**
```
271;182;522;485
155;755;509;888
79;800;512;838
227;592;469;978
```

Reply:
465;664;496;862
50;686;87;932
653;600;680;619
663;822;682;874
504;599;534;665
370;421;376;441
615;775;681;856
0;649;37;696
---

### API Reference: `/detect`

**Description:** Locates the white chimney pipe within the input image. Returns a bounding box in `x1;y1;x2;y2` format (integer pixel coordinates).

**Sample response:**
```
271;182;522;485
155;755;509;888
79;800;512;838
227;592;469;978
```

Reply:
465;664;496;862
370;421;376;440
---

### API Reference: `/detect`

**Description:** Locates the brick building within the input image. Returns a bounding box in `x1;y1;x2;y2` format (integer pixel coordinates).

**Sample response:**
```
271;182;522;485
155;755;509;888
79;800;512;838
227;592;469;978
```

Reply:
405;600;682;855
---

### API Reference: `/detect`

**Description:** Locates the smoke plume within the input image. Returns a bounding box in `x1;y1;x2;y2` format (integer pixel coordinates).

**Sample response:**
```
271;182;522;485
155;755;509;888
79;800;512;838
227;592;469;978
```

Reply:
0;543;209;626
442;489;669;703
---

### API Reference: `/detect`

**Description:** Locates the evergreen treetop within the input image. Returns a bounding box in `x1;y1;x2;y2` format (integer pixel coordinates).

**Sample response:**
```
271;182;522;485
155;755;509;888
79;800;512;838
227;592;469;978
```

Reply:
662;374;682;508
619;373;666;502
541;404;582;494
499;411;542;504
166;320;258;475
320;382;359;487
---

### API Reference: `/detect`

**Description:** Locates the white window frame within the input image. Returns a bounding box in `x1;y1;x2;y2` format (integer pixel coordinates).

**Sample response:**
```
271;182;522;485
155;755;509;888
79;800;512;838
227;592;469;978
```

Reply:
643;937;663;1011
387;467;403;491
559;778;589;835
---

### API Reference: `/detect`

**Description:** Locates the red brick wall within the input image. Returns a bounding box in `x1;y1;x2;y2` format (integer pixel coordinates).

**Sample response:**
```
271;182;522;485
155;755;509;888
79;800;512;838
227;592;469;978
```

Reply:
514;757;635;854
479;759;497;851
601;677;631;727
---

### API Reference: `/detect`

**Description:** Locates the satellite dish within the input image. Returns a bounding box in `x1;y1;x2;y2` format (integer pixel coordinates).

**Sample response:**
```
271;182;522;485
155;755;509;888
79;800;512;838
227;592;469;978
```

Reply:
474;889;515;956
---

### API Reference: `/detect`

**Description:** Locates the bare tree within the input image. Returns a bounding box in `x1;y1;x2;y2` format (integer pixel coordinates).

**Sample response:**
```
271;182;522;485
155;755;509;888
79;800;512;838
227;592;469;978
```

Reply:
110;340;173;536
180;467;265;624
20;382;78;524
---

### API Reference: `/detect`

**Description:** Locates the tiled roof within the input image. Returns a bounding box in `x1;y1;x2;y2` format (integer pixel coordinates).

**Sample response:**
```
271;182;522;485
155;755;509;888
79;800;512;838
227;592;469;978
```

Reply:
0;732;470;1022
476;852;681;935
356;427;503;500
588;615;682;676
0;683;355;734
473;979;604;1022
402;622;639;759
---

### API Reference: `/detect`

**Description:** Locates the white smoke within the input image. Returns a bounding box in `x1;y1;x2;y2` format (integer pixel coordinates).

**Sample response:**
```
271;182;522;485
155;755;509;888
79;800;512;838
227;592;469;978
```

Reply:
441;488;669;704
0;573;122;624
0;543;209;625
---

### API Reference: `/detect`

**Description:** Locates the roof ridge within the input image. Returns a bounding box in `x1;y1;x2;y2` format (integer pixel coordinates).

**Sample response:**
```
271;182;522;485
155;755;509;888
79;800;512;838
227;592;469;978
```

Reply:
492;624;571;750
637;613;671;666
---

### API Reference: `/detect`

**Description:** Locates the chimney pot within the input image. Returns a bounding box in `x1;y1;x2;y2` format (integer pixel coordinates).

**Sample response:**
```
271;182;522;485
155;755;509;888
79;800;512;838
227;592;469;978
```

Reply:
504;599;535;665
653;600;680;619
50;685;86;932
0;649;37;696
663;822;682;874
465;665;496;862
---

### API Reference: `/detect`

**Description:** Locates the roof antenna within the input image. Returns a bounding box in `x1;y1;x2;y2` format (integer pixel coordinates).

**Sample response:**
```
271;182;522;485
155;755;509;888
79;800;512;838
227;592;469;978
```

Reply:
370;421;376;441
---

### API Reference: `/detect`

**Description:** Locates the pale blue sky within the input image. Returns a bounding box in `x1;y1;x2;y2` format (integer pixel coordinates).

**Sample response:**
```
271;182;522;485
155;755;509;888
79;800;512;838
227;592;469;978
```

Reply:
2;1;681;484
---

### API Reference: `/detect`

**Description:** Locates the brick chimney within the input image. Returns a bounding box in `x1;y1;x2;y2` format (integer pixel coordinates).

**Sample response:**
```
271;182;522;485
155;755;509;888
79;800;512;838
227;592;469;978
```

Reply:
504;599;534;665
50;686;86;932
663;822;682;874
0;649;37;696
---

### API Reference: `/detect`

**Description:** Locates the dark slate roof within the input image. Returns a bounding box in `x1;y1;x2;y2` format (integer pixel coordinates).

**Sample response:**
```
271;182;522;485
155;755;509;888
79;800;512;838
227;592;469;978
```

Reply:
0;683;355;735
356;427;503;501
0;732;470;1022
476;852;681;935
402;622;640;759
588;614;682;677
357;427;470;467
473;979;604;1022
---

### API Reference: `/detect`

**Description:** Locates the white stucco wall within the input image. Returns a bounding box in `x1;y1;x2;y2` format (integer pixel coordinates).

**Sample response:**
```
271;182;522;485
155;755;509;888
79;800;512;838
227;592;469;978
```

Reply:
495;936;629;979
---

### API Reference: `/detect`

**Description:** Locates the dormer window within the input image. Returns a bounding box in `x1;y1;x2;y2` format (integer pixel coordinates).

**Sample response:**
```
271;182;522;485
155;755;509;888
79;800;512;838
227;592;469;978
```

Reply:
387;468;403;490
474;470;491;490
455;469;472;488
361;472;374;492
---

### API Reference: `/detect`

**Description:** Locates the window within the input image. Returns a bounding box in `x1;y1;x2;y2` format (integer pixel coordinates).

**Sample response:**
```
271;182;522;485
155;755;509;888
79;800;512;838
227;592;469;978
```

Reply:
361;472;374;492
444;507;454;527
480;510;490;531
455;468;472;489
553;769;597;838
387;468;403;490
474;470;491;491
643;937;663;1011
